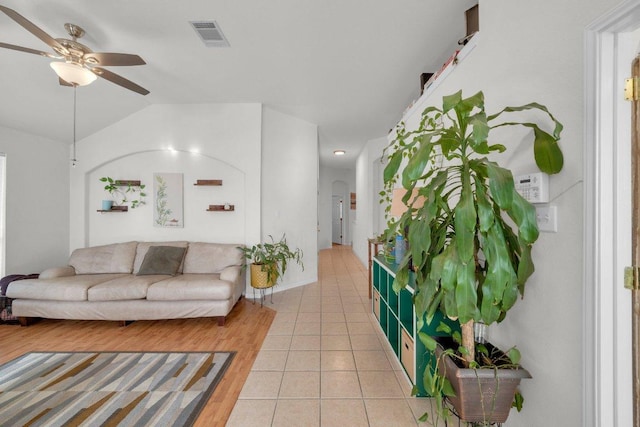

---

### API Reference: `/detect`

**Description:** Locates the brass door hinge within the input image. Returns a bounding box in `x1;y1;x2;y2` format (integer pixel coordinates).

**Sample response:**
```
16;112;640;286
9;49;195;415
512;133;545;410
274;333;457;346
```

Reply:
624;266;640;290
625;77;640;101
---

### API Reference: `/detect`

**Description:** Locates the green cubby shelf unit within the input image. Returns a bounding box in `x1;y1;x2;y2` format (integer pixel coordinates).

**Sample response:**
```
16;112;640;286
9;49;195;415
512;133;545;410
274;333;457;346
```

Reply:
371;255;459;397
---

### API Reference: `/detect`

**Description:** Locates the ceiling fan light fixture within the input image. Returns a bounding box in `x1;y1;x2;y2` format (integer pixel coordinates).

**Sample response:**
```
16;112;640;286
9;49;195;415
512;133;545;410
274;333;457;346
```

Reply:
50;61;96;86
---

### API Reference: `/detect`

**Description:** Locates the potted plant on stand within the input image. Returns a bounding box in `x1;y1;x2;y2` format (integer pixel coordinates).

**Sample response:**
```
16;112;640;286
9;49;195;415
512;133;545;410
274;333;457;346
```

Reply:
240;234;304;306
382;90;564;424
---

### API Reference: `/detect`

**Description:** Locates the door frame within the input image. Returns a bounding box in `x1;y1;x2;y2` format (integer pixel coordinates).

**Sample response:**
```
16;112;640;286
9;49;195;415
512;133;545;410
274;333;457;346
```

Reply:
585;2;640;425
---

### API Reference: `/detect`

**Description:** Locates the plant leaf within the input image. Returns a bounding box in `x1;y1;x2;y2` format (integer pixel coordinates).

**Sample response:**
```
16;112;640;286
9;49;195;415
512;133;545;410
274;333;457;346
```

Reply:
533;127;564;174
419;332;437;351
436;321;452;335
513;391;525;412
454;172;476;263
485;161;514;210
506;189;539;244
443;90;463;113
383;152;402;182
456;259;478;323
469;111;489;153
474;175;494;233
508;347;522;364
438;128;462;158
488;102;563;140
402;135;433;186
517;243;535;292
423;365;436;394
392;268;409;293
441;377;456;397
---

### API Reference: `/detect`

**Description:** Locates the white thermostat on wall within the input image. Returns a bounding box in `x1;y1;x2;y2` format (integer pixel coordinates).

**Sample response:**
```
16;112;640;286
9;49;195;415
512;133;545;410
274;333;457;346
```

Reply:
514;172;549;204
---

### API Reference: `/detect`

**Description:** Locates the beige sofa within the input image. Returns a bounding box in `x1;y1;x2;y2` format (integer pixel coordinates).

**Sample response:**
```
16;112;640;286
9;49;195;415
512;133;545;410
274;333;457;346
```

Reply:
6;241;245;326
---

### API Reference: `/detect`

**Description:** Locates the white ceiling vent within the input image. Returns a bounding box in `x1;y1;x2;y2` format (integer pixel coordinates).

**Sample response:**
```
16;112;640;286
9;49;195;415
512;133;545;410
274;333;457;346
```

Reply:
190;21;230;47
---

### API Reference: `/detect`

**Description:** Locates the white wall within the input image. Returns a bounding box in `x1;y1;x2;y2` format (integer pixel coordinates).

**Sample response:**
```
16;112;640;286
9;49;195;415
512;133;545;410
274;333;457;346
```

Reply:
354;0;622;425
0;126;70;274
262;107;318;291
70;103;319;293
87;151;247;245
318;165;355;250
70;103;262;251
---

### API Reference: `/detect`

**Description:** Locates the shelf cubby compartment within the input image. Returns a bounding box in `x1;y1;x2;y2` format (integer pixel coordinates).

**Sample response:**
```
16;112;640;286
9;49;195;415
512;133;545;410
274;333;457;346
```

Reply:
372;263;381;291
379;301;388;334
388;281;399;316
373;290;381;321
194;179;223;186
399;287;414;336
380;268;389;303
387;312;400;356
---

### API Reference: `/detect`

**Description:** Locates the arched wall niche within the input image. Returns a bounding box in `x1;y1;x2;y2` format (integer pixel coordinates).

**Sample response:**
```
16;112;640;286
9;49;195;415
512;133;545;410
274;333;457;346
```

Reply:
83;149;247;247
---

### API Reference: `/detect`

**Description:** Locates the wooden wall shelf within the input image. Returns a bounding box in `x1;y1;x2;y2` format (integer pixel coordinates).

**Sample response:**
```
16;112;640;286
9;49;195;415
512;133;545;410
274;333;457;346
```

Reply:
207;204;234;212
194;180;223;186
115;180;141;187
97;206;128;213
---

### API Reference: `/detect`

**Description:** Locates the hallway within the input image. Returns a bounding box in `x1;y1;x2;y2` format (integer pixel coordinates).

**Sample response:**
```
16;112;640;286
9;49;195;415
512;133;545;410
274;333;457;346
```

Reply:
228;245;438;426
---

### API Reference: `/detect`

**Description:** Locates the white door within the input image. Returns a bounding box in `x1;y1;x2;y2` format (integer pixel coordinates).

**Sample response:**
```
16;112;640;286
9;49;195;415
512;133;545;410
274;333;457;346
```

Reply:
331;196;343;245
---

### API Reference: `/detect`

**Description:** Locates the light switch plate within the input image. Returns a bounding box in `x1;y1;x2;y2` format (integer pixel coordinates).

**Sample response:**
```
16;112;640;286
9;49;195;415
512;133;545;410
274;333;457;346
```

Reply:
536;205;557;233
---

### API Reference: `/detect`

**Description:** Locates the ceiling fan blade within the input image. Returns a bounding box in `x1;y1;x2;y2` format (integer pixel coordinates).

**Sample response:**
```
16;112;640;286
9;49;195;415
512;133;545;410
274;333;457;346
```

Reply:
0;5;67;55
92;67;149;95
83;52;146;66
0;41;60;58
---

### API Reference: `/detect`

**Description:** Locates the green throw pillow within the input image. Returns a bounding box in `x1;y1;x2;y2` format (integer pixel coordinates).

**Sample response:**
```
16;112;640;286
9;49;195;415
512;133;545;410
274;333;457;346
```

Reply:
137;246;186;276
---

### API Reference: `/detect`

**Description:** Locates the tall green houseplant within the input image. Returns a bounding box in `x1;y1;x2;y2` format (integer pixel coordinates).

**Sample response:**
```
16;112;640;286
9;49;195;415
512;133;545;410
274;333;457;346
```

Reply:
382;90;563;379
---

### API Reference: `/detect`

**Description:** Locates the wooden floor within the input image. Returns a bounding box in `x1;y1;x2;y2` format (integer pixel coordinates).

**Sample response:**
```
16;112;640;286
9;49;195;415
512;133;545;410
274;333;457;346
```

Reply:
0;297;275;427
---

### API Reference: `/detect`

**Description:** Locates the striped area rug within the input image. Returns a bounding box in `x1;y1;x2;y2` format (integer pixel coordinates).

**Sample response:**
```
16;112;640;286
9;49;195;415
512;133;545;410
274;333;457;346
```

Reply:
0;351;235;427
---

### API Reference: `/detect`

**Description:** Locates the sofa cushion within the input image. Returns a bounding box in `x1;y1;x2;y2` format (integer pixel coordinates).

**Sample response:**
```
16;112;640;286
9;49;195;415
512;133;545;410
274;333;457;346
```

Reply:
39;266;76;279
69;242;138;274
137;246;186;276
133;241;189;274
183;243;244;274
88;275;170;301
6;274;127;301
146;274;233;301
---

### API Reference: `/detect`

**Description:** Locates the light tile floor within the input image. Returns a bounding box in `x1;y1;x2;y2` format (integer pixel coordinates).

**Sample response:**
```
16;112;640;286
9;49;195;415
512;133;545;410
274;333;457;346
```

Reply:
227;245;446;426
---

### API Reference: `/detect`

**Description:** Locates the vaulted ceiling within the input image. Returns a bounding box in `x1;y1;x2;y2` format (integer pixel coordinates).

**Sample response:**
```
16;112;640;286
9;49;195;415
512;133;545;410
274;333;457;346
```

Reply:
0;0;476;168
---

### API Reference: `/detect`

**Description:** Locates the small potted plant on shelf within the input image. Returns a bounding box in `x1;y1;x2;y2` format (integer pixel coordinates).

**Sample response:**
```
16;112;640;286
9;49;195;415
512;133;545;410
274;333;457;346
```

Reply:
239;234;304;290
382;90;564;424
100;176;146;210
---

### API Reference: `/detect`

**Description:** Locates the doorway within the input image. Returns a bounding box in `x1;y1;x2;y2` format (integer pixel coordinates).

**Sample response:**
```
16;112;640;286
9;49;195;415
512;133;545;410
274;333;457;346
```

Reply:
331;195;343;245
585;5;640;426
0;154;4;277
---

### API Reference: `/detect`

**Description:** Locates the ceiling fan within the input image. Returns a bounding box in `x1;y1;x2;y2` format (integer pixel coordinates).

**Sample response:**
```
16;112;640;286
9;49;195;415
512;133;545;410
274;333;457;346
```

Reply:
0;5;149;95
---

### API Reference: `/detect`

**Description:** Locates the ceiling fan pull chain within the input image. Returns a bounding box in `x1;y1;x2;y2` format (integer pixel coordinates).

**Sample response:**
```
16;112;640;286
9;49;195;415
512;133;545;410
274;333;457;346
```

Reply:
71;85;77;167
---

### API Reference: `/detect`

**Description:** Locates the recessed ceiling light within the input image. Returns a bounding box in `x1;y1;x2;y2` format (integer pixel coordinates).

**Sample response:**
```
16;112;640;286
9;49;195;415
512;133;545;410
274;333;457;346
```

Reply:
334;150;346;156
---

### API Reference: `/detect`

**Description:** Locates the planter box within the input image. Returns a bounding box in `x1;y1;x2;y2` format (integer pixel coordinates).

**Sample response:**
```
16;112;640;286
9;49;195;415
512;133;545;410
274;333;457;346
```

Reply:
435;341;531;423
